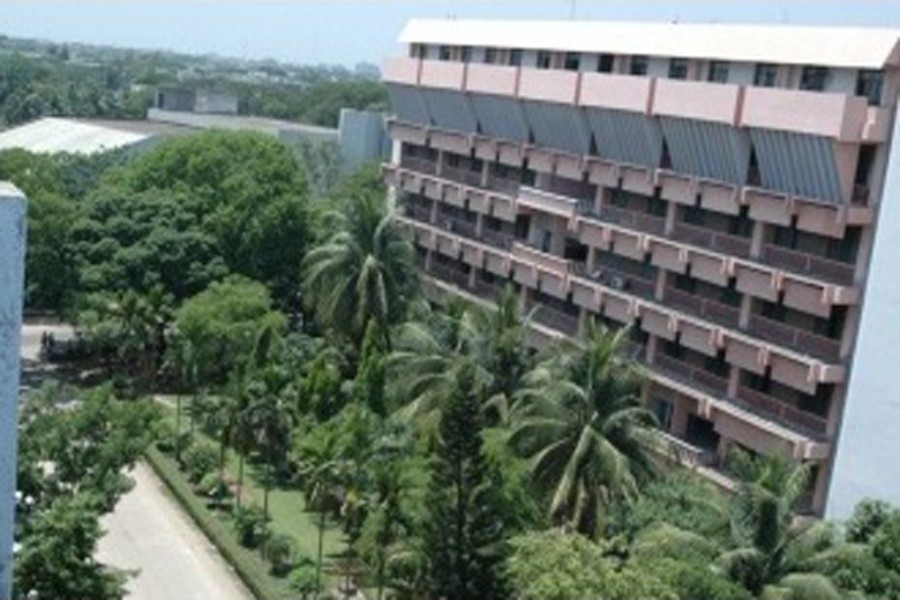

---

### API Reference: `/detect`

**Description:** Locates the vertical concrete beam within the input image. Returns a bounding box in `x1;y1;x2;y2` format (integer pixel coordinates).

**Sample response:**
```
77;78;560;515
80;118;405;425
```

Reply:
0;183;26;600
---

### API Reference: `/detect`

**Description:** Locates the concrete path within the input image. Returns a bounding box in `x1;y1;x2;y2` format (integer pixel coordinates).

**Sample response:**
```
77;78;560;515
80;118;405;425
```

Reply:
96;463;252;600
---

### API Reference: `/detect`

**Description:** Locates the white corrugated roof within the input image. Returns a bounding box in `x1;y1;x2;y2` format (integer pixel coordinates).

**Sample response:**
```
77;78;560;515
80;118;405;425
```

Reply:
0;118;152;155
400;19;900;69
0;182;24;199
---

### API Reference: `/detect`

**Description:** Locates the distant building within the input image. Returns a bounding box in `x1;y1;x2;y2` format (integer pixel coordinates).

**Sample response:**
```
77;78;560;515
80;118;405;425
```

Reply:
153;89;239;115
0;117;189;156
0;182;26;600
382;18;900;518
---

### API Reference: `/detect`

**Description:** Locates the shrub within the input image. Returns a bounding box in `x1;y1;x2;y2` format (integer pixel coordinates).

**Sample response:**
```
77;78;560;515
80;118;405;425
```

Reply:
233;504;269;548
183;442;218;484
197;472;230;506
266;534;297;576
848;499;894;543
288;563;319;599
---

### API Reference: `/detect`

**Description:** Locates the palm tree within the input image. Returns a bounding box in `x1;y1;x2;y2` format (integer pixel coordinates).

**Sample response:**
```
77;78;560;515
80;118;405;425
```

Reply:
389;286;531;425
508;322;657;537
718;450;843;599
302;191;417;350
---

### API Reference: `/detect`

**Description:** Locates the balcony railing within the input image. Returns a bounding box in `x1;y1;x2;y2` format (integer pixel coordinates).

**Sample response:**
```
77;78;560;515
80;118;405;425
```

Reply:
485;175;521;197
664;287;741;329
436;215;477;239
402;203;433;224
572;262;657;301
529;303;580;336
428;260;471;289
671;222;752;258
747;314;841;363
480;228;515;250
652;352;730;397
735;386;828;437
399;155;438;175
441;165;483;188
759;244;854;287
652;430;718;468
597;204;666;236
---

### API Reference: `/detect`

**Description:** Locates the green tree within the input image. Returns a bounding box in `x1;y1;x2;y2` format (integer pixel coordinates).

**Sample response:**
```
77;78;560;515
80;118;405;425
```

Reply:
423;362;510;600
302;183;417;349
510;323;656;537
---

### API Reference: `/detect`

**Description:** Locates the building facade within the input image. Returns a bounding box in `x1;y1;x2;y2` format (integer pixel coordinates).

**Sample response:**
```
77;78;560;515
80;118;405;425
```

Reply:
380;19;900;517
0;183;26;600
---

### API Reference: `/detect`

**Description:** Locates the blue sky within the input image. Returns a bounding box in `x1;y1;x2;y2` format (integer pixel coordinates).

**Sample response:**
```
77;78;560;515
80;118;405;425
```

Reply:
0;1;898;66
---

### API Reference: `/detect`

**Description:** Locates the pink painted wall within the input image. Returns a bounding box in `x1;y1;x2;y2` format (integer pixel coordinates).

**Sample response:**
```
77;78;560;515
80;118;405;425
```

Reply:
578;73;654;113
466;63;519;96
741;87;868;141
518;69;580;104
381;57;420;85
653;79;743;125
419;60;466;91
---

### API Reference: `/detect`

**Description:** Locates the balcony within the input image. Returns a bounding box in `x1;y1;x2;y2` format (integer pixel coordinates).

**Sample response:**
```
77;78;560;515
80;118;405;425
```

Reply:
740;87;869;142
529;302;580;336
593;204;666;236
465;63;519;96
652;352;730;398
759;244;854;287
578;72;654;113
435;215;477;240
671;222;752;258
441;164;483;188
572;261;657;302
419;59;466;91
480;228;515;250
401;202;432;224
485;174;521;197
512;241;571;275
652;78;743;125
518;67;580;104
651;430;718;469
747;314;841;363
518;186;579;220
428;259;470;289
664;286;740;329
381;56;420;85
735;386;828;438
400;155;438;175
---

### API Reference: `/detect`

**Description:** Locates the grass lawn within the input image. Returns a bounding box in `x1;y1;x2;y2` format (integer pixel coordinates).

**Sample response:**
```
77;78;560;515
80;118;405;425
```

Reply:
158;396;346;562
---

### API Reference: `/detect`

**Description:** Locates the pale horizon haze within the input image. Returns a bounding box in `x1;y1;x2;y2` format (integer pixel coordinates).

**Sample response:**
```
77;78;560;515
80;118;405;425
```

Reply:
0;1;899;66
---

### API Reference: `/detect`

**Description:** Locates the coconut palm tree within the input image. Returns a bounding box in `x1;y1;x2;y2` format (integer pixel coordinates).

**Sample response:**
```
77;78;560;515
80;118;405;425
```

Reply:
302;191;417;350
508;322;656;538
718;450;843;599
389;286;532;425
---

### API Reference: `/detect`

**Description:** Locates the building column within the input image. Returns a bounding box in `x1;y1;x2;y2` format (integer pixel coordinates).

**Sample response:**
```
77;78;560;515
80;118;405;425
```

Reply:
749;220;766;259
727;365;740;398
664;199;677;236
0;184;26;600
435;150;445;177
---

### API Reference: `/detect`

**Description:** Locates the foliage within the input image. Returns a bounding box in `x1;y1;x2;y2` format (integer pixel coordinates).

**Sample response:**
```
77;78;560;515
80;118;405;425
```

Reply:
171;275;287;385
423;363;510;600
509;322;656;537
233;504;269;549
848;499;895;544
303;176;417;347
288;562;320;599
506;529;675;600
183;442;220;484
265;534;297;576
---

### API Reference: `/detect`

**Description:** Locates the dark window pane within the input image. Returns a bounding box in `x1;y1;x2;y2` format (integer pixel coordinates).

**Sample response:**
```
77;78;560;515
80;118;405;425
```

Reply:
669;58;689;79
707;60;729;83
598;53;615;73
630;55;648;76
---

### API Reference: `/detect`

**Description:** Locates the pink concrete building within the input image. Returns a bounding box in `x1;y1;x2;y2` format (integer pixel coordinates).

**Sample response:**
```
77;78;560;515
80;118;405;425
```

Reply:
380;19;900;517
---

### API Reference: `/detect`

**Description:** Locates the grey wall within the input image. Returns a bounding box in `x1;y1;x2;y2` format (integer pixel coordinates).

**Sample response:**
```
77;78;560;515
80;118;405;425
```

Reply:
0;183;25;600
338;108;389;170
826;113;900;520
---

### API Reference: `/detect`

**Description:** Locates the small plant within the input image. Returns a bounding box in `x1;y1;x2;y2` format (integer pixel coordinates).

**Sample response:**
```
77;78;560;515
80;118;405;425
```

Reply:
233;504;268;548
288;561;319;599
183;442;218;485
197;472;230;508
266;533;297;576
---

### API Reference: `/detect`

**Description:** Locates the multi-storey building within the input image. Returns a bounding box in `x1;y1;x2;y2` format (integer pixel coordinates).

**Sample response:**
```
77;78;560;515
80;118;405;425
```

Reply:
380;19;900;518
0;183;26;600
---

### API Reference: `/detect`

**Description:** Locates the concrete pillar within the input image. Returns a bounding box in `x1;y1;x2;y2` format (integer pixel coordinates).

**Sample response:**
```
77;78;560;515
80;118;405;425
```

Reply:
0;183;26;600
664;199;677;236
749;220;765;259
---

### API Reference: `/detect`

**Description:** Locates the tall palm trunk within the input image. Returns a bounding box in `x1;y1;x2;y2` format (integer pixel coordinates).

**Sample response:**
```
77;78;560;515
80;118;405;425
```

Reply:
236;451;245;509
175;394;183;463
315;509;326;596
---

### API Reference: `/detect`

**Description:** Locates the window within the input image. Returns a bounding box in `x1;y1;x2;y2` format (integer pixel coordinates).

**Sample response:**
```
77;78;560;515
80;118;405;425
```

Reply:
509;49;522;67
651;398;673;430
668;58;689;80
682;205;706;227
438;45;452;61
536;50;553;69
630;55;648;76
460;46;472;63
753;63;778;87
856;70;884;106
564;52;581;71
707;60;729;83
597;53;615;73
800;66;829;91
409;44;426;59
484;47;498;64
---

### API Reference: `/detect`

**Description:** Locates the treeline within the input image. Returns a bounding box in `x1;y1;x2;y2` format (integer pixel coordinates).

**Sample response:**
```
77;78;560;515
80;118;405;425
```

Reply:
0;39;386;129
8;131;900;600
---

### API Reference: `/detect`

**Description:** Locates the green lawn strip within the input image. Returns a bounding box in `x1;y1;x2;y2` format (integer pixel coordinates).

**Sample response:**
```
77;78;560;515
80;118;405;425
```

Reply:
144;445;292;600
159;398;347;562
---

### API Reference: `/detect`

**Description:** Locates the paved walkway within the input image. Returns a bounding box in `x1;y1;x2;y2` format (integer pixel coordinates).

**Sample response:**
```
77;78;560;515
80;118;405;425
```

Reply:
96;462;252;600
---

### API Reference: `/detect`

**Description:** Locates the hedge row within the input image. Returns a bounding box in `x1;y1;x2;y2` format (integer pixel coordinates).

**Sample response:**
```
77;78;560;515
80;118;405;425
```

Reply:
143;445;292;600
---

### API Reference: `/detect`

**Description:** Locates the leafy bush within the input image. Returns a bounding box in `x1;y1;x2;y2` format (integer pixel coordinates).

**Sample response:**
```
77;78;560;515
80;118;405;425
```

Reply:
197;472;230;506
848;499;894;543
265;534;297;576
288;563;319;598
233;504;269;549
183;442;218;484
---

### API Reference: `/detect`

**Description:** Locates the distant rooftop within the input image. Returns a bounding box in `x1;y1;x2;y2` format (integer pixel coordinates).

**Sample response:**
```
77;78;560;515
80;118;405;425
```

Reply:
0;117;189;155
399;19;900;69
147;109;339;142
